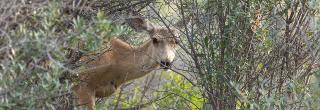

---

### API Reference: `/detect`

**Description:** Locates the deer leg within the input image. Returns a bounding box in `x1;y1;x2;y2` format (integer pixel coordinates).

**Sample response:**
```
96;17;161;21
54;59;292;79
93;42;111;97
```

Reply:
86;95;95;110
72;84;96;110
95;80;117;98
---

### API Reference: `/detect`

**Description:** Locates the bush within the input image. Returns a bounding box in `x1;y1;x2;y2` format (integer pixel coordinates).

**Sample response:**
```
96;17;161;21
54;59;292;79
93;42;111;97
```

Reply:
1;0;320;110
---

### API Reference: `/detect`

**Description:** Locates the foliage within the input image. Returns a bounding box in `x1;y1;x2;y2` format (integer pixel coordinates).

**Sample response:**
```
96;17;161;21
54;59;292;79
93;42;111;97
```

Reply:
0;1;127;109
0;0;320;110
155;71;205;110
154;0;320;109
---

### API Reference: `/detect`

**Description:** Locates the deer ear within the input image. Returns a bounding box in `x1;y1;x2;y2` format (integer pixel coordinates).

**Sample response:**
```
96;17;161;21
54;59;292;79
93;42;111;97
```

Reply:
126;17;154;33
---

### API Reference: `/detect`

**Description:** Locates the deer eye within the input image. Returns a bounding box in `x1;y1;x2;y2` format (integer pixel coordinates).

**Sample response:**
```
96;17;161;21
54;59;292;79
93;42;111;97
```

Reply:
174;40;178;44
152;38;159;44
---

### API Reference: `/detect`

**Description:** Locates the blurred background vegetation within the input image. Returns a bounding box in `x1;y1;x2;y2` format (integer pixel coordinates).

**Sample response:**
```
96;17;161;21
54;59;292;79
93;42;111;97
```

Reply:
0;0;320;110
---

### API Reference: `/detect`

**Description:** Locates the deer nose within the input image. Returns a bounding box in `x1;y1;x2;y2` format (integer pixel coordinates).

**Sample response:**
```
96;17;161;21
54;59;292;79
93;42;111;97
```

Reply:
160;61;171;69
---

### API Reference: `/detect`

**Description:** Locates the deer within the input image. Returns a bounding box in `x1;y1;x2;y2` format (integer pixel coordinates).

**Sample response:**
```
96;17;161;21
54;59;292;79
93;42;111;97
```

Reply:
71;16;181;110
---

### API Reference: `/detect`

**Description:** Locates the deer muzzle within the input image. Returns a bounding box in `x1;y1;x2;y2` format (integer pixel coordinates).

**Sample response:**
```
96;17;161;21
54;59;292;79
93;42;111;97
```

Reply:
160;61;172;70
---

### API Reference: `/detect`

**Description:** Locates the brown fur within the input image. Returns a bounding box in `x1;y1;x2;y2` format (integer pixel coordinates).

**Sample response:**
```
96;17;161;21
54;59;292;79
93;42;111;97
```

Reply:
72;18;178;110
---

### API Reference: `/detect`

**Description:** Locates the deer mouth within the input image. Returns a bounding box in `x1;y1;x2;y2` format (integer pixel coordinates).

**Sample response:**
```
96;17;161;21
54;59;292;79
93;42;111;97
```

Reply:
160;61;172;70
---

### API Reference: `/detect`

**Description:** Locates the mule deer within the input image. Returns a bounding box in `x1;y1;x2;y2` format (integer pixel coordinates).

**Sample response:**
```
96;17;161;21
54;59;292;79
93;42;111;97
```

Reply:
72;17;180;110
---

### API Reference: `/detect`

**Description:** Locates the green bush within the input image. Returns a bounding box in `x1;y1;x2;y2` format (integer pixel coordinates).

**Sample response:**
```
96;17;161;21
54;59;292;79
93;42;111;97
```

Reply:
0;2;131;109
1;0;320;110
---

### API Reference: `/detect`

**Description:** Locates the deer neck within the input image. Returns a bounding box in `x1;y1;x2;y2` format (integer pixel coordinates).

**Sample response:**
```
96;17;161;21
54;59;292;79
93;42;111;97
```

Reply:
111;38;159;72
110;38;159;81
134;40;159;72
123;40;159;81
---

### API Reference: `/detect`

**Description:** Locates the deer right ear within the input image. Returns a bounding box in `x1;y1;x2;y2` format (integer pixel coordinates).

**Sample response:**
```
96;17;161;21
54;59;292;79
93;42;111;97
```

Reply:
126;17;154;33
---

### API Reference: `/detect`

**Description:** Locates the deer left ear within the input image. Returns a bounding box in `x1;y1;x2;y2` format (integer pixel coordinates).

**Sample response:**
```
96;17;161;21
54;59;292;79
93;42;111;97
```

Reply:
126;17;154;33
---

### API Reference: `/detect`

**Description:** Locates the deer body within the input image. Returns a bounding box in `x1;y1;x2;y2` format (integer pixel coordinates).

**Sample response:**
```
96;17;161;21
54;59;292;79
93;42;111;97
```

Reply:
72;17;179;110
72;38;162;109
73;37;159;95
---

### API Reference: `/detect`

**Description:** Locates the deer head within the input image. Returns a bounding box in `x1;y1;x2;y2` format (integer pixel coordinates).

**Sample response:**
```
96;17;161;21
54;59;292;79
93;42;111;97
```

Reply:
127;17;178;69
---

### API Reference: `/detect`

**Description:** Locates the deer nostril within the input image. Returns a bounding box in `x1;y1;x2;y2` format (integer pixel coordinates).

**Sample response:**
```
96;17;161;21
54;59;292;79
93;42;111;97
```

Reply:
166;62;171;66
160;61;165;66
160;61;171;69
